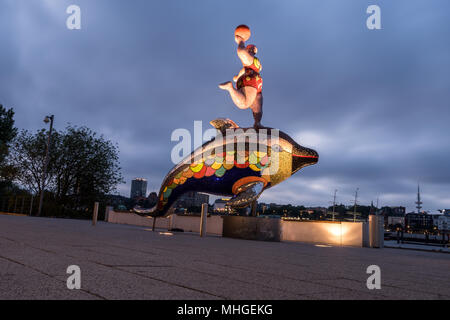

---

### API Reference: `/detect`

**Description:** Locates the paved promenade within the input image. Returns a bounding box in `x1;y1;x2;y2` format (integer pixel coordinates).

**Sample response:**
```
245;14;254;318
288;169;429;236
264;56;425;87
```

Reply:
0;214;449;300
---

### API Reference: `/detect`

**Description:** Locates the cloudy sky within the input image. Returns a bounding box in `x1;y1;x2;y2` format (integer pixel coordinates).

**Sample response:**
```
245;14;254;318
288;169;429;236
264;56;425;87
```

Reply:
1;0;449;212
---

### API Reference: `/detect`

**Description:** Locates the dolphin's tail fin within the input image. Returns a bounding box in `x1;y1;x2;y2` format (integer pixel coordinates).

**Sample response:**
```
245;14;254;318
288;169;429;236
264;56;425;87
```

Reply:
210;118;239;133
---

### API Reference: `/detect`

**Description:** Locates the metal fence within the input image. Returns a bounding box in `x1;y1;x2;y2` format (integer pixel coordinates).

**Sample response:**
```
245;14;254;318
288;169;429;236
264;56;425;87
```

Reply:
0;195;37;215
0;195;103;220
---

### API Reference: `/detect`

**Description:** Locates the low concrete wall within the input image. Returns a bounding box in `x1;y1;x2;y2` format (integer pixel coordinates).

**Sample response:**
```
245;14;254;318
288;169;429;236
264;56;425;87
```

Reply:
281;220;366;247
107;210;368;247
107;210;170;229
171;214;223;235
223;216;281;241
107;210;223;236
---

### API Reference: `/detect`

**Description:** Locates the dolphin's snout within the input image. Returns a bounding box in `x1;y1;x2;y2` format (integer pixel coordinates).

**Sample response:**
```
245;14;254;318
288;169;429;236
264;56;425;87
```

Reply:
291;145;319;174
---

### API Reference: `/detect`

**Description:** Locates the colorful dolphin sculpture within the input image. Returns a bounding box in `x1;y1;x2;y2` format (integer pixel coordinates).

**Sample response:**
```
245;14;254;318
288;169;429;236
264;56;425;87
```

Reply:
134;119;318;217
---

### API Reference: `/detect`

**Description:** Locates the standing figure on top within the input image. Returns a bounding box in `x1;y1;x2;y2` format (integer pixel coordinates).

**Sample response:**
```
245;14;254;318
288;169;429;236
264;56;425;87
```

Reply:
219;25;264;129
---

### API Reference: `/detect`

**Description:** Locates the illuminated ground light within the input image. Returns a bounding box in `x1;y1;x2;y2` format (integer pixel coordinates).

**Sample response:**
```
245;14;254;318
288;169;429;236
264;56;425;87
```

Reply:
315;244;333;248
143;229;173;236
327;224;343;237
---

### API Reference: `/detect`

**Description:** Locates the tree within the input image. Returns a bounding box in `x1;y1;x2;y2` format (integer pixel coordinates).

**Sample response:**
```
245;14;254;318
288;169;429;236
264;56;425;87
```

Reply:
327;204;347;215
8;125;123;215
53;126;123;207
0;105;18;192
0;104;17;163
8;129;60;195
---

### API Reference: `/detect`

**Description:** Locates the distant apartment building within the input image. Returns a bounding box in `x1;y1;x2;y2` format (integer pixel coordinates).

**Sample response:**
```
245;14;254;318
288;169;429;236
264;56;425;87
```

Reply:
213;198;230;213
381;206;406;216
130;178;147;199
405;213;434;232
381;206;406;228
175;191;209;208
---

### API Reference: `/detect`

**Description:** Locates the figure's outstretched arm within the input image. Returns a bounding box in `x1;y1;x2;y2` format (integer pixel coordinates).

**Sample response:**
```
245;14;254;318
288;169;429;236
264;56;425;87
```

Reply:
236;36;254;66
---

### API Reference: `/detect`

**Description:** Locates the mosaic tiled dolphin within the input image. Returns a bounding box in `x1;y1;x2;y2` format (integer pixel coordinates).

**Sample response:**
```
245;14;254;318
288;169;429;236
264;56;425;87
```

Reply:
134;119;318;217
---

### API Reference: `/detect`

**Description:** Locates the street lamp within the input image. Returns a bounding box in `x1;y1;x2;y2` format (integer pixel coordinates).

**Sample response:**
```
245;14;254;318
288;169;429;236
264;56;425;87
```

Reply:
332;189;337;221
37;115;54;217
353;187;359;223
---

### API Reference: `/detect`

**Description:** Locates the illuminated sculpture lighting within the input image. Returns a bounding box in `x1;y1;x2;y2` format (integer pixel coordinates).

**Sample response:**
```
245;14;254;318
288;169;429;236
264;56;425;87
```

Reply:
134;25;319;217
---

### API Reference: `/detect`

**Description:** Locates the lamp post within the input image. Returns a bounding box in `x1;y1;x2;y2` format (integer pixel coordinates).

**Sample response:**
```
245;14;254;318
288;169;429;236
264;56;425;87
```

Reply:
37;115;54;217
332;189;337;221
353;188;359;223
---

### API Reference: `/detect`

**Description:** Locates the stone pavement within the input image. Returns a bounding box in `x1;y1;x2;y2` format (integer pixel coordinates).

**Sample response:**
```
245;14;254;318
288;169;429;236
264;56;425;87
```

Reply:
0;214;449;300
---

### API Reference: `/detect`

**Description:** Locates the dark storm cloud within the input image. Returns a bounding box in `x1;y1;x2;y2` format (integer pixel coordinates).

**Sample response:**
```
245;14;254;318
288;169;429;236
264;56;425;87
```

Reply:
1;0;449;212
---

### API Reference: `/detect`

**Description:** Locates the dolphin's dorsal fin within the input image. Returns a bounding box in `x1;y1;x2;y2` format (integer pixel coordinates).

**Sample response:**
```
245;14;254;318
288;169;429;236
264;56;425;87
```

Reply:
210;118;239;133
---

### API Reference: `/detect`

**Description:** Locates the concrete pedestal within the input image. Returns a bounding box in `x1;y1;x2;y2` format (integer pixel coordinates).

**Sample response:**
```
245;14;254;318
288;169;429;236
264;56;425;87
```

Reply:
369;215;384;248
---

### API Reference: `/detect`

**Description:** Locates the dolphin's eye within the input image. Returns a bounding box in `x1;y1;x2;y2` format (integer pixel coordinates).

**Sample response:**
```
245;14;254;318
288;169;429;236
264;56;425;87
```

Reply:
271;144;282;152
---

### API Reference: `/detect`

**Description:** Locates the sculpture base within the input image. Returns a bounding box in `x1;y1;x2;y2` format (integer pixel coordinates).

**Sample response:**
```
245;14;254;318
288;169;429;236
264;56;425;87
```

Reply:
222;216;281;242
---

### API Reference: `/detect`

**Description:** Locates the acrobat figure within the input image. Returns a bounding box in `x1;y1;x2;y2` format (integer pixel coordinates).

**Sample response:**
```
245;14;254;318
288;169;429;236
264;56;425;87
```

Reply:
219;25;263;128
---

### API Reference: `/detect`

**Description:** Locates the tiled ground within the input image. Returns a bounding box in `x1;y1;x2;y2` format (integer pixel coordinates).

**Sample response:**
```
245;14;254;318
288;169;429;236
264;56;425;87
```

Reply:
0;215;448;300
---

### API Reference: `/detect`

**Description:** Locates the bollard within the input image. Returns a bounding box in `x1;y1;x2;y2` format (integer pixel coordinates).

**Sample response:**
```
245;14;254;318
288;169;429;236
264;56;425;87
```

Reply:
92;202;99;226
105;206;113;222
369;215;384;248
169;214;175;230
200;203;208;237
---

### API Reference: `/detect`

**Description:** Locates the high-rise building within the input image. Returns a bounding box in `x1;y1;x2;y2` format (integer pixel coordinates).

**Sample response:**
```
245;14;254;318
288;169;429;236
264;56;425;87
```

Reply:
130;178;147;199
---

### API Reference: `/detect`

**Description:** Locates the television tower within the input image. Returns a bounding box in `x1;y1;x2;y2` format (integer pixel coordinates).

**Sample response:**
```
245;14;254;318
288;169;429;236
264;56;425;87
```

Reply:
415;184;423;214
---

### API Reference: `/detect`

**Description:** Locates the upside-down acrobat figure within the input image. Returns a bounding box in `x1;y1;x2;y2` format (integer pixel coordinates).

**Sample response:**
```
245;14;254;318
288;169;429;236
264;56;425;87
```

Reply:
219;25;263;128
